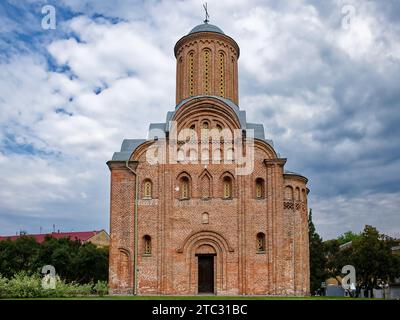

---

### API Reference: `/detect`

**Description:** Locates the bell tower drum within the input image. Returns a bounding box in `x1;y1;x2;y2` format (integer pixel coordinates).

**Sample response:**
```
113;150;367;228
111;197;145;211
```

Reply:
174;22;240;105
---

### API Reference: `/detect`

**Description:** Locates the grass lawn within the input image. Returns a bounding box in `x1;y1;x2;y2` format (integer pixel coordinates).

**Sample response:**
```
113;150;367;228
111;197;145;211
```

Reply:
15;295;377;300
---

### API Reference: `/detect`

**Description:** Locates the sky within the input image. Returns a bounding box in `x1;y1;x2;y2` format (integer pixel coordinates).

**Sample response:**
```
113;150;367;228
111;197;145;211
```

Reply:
0;0;399;240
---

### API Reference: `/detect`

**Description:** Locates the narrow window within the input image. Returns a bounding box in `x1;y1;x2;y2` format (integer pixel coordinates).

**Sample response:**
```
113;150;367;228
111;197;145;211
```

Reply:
189;52;194;96
255;178;264;199
180;176;190;199
201;174;211;199
285;186;294;200
219;51;225;97
257;233;266;252
231;57;235;98
223;176;232;199
143;180;152;199
144;235;151;255
203;49;211;94
202;212;209;224
213;148;222;162
226;148;234;161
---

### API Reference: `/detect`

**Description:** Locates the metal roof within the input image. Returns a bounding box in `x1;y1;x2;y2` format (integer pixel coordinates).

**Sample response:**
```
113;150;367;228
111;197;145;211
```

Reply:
189;23;224;35
109;97;277;162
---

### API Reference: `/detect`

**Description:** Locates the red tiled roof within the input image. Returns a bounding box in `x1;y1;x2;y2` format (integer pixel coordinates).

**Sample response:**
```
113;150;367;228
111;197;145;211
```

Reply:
0;231;100;243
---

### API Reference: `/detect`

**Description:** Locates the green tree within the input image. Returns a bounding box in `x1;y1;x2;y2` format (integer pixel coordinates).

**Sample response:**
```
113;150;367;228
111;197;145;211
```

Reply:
352;225;400;297
72;243;108;283
308;209;327;294
0;237;40;278
337;231;361;245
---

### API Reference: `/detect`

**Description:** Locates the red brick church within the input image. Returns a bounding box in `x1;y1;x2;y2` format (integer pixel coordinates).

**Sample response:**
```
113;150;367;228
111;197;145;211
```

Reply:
107;20;310;295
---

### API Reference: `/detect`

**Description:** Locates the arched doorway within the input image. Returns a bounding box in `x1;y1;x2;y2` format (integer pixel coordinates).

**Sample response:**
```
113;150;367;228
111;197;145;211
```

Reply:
195;244;216;294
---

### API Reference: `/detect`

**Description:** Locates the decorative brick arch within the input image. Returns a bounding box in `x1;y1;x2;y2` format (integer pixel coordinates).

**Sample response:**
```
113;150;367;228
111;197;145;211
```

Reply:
177;230;233;294
176;230;234;253
117;247;132;290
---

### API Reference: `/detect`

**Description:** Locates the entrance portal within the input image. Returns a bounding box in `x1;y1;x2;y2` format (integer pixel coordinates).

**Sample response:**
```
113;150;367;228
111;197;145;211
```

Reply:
197;254;214;293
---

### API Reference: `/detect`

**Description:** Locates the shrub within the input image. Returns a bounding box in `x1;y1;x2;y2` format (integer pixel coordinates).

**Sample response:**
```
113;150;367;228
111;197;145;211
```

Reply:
0;275;9;298
94;280;108;296
7;272;43;298
0;274;109;298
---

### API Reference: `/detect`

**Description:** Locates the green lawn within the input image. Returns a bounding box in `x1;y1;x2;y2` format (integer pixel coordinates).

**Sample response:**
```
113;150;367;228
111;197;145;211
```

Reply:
13;295;377;300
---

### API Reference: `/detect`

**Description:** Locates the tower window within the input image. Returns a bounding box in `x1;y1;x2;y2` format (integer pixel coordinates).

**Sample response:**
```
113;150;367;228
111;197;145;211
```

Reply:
231;57;235;99
219;51;225;97
189;52;194;96
203;49;211;94
256;233;266;252
144;235;152;255
223;176;232;199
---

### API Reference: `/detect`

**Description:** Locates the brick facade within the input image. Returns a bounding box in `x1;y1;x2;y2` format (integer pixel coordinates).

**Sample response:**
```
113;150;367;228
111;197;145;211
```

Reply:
107;22;310;296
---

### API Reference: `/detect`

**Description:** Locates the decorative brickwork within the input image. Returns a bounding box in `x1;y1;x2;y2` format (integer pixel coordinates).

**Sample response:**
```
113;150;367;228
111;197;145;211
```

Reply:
107;22;309;296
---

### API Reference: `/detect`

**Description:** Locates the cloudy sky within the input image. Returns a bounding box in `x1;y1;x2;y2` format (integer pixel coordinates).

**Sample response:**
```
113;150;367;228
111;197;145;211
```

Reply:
0;0;399;240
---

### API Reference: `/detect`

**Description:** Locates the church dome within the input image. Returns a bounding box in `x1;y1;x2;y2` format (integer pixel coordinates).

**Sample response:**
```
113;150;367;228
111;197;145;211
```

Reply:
188;23;225;35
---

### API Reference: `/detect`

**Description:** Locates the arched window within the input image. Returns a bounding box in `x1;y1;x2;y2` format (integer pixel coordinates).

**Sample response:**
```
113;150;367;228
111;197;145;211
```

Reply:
226;148;234;161
188;51;195;96
223;176;232;199
202;212;209;224
143;235;151;255
284;186;294;200
177;149;185;162
202;121;209;129
216;124;222;132
231;57;235;98
178;56;184;100
213;148;222;162
219;51;225;97
295;187;301;201
201;148;209;162
201;174;211;199
203;49;211;94
256;233;266;252
189;124;196;140
143;180;152;199
180;176;190;199
255;178;265;199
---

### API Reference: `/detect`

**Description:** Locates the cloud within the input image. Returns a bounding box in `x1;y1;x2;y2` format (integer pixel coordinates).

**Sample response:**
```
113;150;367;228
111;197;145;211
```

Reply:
0;0;399;239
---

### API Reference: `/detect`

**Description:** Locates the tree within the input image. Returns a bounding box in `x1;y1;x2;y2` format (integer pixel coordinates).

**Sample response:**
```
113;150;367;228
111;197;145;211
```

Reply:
308;209;327;295
351;225;400;297
0;237;40;278
337;231;361;245
0;236;109;284
323;225;400;298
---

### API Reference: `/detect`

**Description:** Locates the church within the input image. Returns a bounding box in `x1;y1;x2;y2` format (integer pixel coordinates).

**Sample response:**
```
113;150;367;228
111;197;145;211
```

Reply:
107;19;310;296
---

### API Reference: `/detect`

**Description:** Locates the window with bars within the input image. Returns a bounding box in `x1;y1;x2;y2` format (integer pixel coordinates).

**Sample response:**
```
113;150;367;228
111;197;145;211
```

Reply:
257;233;266;252
223;176;232;199
203;49;210;93
143;180;152;199
180;177;190;199
219;51;225;97
189;52;194;96
144;235;151;255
